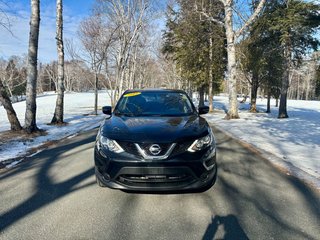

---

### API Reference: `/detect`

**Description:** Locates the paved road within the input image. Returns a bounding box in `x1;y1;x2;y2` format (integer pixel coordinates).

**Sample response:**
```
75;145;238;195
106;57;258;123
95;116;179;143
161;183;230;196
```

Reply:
0;127;319;240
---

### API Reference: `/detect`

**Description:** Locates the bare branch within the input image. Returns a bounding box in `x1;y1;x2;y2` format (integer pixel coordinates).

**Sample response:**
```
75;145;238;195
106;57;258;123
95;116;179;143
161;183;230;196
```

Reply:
194;1;224;26
235;0;266;38
232;5;247;24
0;1;14;36
198;10;224;26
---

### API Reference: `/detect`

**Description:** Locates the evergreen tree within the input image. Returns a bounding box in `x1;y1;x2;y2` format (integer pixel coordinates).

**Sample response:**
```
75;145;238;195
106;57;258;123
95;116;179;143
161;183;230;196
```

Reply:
162;0;226;107
243;0;320;116
241;2;284;113
266;0;320;118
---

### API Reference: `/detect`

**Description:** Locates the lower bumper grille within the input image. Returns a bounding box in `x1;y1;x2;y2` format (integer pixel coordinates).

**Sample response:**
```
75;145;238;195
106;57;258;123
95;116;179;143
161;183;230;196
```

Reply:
116;169;196;188
118;174;190;183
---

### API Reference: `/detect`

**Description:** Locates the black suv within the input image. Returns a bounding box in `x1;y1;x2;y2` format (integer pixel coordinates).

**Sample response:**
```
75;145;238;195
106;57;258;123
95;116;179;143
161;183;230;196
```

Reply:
94;89;217;191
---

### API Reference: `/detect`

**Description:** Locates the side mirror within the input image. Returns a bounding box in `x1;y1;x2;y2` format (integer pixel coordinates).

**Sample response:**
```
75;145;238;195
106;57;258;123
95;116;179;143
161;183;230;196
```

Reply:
102;106;112;115
198;106;209;115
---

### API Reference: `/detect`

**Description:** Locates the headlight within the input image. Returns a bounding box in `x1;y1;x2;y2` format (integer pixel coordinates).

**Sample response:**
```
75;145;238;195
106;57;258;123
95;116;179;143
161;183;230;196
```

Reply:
188;129;215;152
99;135;124;153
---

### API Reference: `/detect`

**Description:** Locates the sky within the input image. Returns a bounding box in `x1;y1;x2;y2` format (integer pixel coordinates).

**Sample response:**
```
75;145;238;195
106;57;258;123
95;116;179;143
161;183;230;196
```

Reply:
0;0;95;62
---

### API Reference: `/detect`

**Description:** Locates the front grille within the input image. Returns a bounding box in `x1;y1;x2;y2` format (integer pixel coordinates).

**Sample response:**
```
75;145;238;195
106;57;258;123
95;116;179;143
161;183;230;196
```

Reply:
116;140;193;159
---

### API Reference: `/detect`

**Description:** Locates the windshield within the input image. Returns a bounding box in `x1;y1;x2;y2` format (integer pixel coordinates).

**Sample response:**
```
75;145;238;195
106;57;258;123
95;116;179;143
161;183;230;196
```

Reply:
114;91;195;116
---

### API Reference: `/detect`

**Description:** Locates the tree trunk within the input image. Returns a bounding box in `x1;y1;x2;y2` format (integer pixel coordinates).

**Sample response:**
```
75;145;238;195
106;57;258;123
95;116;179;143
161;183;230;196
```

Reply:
278;43;290;118
188;80;192;99
0;80;22;131
208;33;214;112
224;2;239;119
297;76;300;100
24;0;40;133
129;43;138;89
250;75;259;112
198;86;205;107
94;71;98;115
306;74;310;101
266;89;271;113
51;0;65;124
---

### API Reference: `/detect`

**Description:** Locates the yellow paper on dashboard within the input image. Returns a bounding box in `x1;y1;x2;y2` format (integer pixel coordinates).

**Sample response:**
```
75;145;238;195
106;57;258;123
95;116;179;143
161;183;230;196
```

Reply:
124;92;141;97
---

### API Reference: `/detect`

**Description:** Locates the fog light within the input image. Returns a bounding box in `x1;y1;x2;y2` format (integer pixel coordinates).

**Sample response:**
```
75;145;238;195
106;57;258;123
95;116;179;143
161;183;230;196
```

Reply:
200;173;209;181
103;173;110;182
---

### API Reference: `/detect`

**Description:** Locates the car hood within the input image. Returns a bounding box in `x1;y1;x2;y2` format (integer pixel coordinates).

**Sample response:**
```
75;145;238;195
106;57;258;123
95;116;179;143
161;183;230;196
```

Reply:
100;114;209;143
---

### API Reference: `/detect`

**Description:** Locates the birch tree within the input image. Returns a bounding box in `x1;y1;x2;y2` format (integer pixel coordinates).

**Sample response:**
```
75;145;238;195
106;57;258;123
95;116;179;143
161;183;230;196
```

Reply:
198;0;266;119
24;0;40;133
0;79;22;131
51;0;65;124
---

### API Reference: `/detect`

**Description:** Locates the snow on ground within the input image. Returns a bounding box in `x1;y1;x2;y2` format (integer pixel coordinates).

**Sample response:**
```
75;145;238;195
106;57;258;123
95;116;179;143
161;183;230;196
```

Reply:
0;91;111;164
204;95;320;189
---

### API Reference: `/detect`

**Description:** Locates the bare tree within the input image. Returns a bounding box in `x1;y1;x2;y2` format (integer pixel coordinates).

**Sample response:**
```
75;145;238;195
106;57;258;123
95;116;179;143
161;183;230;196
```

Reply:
288;54;319;100
1;59;21;97
43;62;58;91
24;0;40;133
64;39;94;92
51;0;65;124
64;61;75;92
79;15;114;114
97;0;149;104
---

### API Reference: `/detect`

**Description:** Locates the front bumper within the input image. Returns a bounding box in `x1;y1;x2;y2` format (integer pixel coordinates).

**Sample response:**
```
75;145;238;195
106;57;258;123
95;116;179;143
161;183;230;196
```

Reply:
94;144;217;191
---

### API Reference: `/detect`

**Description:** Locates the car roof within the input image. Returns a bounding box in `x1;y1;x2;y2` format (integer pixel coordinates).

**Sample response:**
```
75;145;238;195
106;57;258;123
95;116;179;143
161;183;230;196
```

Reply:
123;88;187;94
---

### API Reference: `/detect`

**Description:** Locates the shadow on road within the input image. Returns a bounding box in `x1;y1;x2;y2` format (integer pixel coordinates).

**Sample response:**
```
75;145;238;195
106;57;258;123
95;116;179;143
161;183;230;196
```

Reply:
202;215;248;240
0;130;97;232
209;126;320;239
